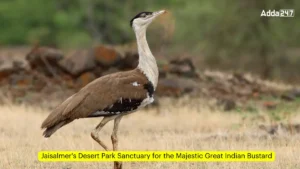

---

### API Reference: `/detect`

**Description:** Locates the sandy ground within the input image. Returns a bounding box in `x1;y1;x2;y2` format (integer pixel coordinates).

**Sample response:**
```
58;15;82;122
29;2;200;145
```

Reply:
0;98;300;169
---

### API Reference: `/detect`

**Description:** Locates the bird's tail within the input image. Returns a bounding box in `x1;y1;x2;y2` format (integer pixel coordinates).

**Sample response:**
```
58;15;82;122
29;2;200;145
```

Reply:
42;120;72;138
41;93;88;137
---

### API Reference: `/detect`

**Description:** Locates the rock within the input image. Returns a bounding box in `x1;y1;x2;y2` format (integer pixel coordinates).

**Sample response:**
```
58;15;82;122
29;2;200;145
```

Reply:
26;46;63;66
293;89;300;97
59;49;96;76
230;73;251;85
0;60;15;81
168;58;198;78
92;66;105;77
158;63;170;78
60;74;75;88
0;56;28;81
9;72;32;88
76;72;96;88
210;82;232;96
110;43;139;70
281;93;295;101
156;77;197;97
101;68;120;76
118;53;138;70
26;46;64;77
233;86;252;97
281;89;300;101
94;45;122;67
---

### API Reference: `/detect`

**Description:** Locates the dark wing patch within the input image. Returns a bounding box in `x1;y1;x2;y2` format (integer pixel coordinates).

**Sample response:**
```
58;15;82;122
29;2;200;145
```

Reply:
87;98;144;117
103;98;143;112
130;11;153;27
143;82;154;97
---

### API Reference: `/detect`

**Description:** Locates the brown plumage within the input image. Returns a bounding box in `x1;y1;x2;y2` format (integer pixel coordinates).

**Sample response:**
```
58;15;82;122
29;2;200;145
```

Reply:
41;68;149;137
41;10;166;169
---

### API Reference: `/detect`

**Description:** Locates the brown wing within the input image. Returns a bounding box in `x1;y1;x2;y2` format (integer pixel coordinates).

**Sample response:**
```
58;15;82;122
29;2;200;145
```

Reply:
41;69;149;129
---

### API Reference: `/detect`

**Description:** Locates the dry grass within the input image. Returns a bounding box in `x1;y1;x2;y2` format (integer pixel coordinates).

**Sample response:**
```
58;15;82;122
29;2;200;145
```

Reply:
0;98;300;169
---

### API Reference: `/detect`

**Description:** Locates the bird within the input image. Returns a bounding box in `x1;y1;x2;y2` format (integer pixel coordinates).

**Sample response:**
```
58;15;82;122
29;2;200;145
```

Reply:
41;10;166;169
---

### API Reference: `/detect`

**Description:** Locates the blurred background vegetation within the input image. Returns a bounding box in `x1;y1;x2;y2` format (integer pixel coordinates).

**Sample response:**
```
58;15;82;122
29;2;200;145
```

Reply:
0;0;299;83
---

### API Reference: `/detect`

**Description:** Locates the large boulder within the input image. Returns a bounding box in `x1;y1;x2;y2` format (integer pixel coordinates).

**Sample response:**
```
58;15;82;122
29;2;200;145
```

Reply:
58;49;96;76
26;46;64;77
93;45;122;67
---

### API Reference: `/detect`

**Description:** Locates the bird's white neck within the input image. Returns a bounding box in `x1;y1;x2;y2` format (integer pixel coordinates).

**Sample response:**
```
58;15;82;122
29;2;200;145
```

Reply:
135;28;159;89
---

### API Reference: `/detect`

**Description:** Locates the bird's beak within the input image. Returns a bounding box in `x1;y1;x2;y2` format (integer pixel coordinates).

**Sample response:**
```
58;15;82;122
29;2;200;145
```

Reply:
152;10;166;18
144;10;166;27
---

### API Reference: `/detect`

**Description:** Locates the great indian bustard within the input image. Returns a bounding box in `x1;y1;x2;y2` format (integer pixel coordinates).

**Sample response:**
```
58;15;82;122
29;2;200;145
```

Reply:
41;10;166;169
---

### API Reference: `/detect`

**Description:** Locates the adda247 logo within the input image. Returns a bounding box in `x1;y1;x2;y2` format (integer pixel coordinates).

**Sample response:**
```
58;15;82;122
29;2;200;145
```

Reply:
261;9;294;17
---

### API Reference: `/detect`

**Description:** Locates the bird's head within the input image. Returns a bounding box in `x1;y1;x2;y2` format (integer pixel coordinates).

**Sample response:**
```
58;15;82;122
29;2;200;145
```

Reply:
130;10;166;32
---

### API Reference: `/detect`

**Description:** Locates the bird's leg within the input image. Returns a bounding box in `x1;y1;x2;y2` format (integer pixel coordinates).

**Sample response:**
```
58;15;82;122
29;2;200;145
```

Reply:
111;116;122;151
111;116;123;169
91;116;116;151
